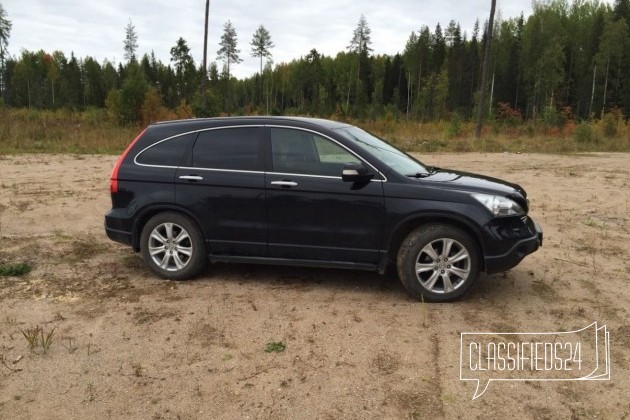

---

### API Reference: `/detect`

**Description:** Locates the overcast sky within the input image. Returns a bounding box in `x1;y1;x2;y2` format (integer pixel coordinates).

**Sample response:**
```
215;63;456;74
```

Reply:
5;0;536;79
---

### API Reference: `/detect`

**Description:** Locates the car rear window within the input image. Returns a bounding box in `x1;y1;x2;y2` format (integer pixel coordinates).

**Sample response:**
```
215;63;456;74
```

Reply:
192;127;262;171
136;133;194;166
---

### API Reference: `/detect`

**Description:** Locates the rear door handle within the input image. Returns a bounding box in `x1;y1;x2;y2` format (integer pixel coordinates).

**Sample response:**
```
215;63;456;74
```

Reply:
270;181;298;188
179;175;203;181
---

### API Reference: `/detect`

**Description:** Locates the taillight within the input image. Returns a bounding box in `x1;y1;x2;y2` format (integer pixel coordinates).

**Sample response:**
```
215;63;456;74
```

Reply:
110;128;147;193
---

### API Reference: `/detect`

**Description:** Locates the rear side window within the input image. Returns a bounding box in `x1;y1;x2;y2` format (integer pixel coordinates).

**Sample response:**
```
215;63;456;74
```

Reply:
193;127;262;171
136;133;194;166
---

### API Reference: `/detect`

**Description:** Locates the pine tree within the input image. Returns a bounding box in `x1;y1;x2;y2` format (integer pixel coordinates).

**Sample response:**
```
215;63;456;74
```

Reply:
432;23;447;72
251;24;274;108
0;3;12;96
595;18;629;114
613;0;630;21
521;2;567;118
121;61;148;122
123;19;139;63
217;20;242;112
250;25;274;76
402;31;418;117
613;0;630;115
171;37;196;101
347;14;373;114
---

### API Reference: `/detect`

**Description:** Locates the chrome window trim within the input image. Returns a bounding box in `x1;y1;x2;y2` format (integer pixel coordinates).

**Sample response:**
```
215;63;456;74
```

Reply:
268;171;340;180
177;166;265;175
134;129;199;168
132;123;387;183
266;171;385;183
133;125;265;169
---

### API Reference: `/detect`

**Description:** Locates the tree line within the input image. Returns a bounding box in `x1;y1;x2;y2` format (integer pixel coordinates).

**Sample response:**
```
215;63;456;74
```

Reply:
1;0;629;124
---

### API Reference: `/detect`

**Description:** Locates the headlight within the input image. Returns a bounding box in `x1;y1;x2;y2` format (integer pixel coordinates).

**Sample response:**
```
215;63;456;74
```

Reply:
472;193;525;217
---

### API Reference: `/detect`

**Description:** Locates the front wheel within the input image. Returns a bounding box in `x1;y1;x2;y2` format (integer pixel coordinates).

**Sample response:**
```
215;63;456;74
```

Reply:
140;212;206;280
397;224;480;302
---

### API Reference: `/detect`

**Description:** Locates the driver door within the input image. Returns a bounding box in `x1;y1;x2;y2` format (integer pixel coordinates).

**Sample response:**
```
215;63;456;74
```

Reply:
265;127;385;264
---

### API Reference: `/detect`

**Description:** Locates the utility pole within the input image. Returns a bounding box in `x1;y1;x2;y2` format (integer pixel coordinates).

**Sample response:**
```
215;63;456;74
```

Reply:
475;0;496;138
201;0;210;113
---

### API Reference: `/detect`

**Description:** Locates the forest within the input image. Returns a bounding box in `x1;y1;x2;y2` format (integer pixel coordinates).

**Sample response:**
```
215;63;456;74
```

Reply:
0;1;629;130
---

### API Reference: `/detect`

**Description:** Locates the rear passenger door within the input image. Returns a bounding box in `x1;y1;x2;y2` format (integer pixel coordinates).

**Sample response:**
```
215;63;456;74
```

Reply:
175;126;267;257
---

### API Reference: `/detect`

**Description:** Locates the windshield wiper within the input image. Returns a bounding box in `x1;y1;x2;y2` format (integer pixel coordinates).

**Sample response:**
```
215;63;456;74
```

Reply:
406;172;431;178
406;166;440;178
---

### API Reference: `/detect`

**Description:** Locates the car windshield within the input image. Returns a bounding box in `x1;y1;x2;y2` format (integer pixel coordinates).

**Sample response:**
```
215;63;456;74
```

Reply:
336;126;429;176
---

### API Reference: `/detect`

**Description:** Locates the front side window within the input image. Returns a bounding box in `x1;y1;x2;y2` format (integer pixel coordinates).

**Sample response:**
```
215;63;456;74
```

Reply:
271;128;360;177
192;127;262;171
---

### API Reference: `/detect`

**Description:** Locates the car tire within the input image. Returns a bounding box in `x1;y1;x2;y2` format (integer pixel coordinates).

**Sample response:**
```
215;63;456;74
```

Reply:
140;212;206;280
397;224;480;302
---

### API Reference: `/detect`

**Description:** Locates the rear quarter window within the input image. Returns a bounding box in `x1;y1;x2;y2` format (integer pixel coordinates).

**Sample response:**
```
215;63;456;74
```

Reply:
136;133;194;166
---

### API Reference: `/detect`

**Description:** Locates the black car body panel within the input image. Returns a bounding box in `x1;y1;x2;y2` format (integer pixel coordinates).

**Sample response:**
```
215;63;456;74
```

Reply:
176;169;267;257
105;116;542;297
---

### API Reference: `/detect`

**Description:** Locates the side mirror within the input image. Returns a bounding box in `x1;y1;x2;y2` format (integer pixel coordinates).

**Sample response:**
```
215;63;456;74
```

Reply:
342;162;374;183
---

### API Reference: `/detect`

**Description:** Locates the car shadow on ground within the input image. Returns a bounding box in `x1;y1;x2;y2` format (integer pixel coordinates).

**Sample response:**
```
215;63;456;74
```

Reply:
198;263;527;303
192;262;411;300
128;254;528;303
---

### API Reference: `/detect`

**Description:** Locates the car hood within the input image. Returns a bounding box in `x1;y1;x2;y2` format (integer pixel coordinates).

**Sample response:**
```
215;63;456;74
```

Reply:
423;169;528;207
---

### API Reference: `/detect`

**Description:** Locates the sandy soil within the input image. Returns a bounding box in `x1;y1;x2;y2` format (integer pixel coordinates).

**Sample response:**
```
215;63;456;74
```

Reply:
0;152;629;419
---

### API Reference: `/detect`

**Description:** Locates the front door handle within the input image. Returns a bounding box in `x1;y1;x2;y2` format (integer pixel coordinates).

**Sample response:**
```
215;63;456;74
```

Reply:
179;175;203;181
270;181;298;188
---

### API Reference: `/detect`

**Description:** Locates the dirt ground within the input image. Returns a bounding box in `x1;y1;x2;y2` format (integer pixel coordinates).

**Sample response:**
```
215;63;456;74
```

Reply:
0;152;629;419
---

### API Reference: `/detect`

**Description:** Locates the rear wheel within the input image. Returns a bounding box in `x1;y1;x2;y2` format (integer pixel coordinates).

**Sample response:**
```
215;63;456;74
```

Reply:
397;224;480;302
140;212;206;280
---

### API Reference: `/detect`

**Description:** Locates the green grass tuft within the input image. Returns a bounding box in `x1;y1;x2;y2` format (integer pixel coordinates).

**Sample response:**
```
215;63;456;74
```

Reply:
265;341;286;353
0;262;32;277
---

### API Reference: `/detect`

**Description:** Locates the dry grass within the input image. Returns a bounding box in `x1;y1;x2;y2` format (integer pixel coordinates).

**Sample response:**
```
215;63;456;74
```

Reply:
1;108;629;155
0;108;138;154
357;117;630;153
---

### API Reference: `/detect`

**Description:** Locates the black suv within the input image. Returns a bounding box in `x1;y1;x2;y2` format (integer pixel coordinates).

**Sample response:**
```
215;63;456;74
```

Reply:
105;117;542;301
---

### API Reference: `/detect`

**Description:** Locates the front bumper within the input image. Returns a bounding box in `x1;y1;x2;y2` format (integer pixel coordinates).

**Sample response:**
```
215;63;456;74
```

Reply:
484;221;543;274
